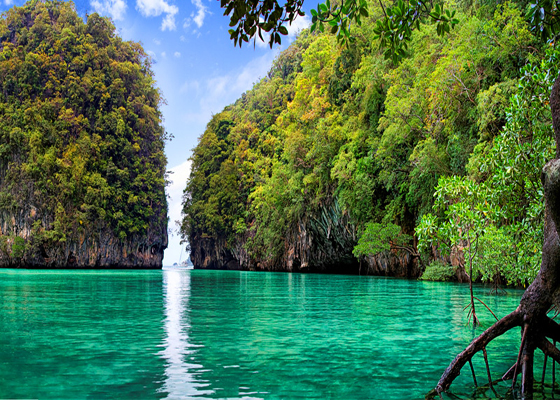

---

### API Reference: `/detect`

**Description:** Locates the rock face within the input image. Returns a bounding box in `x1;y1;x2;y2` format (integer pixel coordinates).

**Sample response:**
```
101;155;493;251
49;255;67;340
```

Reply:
0;196;167;269
189;236;241;271
2;224;167;269
190;202;420;277
362;251;422;278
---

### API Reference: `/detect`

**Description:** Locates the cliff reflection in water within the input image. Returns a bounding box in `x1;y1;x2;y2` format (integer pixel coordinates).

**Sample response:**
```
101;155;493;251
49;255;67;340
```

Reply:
159;270;213;398
160;270;526;400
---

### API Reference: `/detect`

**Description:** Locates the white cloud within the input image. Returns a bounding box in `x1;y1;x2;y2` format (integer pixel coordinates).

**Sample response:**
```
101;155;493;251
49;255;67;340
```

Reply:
3;0;13;5
255;32;270;49
90;0;127;21
163;160;192;265
288;15;311;37
161;51;167;58
174;51;181;58
191;0;207;28
153;39;161;45
180;35;186;42
180;80;200;94
136;0;179;31
162;12;177;31
146;50;158;63
181;52;277;127
183;0;210;35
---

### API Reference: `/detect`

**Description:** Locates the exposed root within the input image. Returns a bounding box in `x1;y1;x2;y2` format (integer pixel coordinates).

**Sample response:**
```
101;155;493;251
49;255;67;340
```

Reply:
473;297;499;321
435;310;523;393
432;73;560;398
542;352;548;385
538;337;560;364
544;317;560;342
502;362;521;381
521;333;534;395
433;315;560;397
482;347;493;389
511;323;528;389
469;359;478;387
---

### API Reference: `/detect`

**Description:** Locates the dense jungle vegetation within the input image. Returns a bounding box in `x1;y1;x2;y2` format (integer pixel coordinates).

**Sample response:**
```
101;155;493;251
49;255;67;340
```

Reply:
182;0;557;286
0;0;168;266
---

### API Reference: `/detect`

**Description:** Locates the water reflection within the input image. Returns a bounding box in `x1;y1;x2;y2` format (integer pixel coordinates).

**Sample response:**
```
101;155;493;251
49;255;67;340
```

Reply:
159;270;213;399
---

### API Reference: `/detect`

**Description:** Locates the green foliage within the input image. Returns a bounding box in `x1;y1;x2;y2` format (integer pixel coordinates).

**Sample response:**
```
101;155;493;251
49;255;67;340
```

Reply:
417;46;558;286
372;0;459;63
221;0;306;47
474;226;518;284
184;0;550;284
220;0;457;58
527;0;560;41
353;222;410;257
11;236;25;259
0;1;167;249
310;0;370;46
420;260;456;281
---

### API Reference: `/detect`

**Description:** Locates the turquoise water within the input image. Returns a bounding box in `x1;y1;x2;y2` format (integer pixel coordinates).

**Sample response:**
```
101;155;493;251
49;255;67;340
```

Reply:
0;269;532;399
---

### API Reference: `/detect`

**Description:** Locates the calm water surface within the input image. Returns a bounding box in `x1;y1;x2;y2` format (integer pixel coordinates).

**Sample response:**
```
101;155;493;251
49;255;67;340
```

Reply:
0;269;531;399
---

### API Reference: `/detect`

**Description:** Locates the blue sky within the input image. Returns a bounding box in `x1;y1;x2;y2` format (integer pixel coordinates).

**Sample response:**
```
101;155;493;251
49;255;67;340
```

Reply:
0;0;311;265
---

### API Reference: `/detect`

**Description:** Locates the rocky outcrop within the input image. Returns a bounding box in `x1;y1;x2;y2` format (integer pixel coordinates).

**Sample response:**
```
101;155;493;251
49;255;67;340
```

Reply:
0;1;169;268
189;235;242;271
362;251;422;278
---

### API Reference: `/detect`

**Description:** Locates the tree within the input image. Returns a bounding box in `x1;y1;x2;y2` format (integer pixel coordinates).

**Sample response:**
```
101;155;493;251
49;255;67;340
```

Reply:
353;222;422;264
220;0;560;396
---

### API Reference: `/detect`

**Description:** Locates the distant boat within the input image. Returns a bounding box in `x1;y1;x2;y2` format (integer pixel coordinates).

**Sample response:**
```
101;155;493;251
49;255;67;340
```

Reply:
163;258;193;271
162;250;194;270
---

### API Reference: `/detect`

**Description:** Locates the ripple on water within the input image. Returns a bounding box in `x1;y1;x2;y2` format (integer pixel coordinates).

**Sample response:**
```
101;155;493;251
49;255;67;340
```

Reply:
0;269;528;399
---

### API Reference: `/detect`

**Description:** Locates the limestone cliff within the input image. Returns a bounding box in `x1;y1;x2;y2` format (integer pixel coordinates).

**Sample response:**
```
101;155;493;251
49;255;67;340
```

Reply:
0;1;168;268
189;201;420;277
0;214;167;269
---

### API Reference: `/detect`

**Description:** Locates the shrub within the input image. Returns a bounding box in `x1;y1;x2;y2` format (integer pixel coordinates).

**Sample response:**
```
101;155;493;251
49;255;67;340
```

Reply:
420;260;455;281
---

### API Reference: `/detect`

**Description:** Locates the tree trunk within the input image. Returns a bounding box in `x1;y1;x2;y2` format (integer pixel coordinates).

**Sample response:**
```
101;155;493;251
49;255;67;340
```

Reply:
433;73;560;396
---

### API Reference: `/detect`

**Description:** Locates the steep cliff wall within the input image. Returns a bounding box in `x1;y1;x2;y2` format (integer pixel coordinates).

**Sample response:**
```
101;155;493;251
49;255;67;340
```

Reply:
362;251;421;278
0;216;167;269
190;202;419;277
